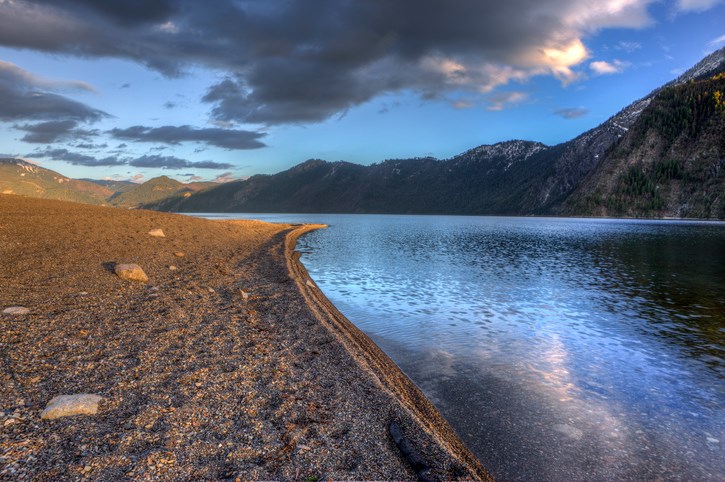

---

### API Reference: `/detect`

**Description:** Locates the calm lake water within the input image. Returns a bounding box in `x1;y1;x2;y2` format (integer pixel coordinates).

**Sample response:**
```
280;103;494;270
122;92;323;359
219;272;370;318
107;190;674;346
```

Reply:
200;213;724;481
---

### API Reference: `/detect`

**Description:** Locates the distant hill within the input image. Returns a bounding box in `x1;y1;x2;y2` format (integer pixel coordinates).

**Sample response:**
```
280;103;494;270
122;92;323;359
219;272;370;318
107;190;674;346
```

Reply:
109;176;215;208
146;141;550;214
81;179;137;194
0;161;218;208
146;47;725;218
0;159;113;205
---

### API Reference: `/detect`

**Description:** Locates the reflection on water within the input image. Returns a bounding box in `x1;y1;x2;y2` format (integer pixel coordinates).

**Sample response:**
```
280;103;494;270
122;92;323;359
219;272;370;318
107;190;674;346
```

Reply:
201;213;725;481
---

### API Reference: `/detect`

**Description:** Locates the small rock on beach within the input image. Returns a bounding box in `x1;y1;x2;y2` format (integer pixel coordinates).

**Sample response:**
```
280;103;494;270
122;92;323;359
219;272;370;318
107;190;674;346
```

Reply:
114;264;149;283
3;306;30;315
40;394;103;420
148;229;165;238
173;251;185;257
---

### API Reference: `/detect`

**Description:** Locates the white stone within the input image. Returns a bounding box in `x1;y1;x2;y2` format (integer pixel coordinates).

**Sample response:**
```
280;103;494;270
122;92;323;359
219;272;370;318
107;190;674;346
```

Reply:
148;229;165;238
3;306;29;315
114;264;148;283
40;394;103;420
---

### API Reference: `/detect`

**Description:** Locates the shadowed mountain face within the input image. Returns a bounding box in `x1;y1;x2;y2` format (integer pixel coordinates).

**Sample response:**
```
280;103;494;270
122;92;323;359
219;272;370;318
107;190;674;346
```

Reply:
562;71;725;218
147;141;552;214
147;48;725;218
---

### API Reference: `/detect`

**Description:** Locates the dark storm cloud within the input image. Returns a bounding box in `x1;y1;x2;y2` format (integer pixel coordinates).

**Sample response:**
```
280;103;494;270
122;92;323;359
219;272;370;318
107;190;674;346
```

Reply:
0;60;107;122
27;148;232;170
128;155;233;170
29;148;124;166
554;107;589;119
30;0;179;26
109;125;267;150
1;1;654;123
75;142;108;149
14;120;98;143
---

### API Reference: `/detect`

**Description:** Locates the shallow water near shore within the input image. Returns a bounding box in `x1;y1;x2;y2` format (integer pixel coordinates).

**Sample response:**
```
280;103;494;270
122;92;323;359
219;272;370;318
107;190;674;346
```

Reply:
200;213;724;481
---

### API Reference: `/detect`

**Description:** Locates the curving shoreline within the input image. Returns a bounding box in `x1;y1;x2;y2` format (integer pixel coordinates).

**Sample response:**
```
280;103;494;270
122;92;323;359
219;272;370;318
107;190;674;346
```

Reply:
285;225;493;481
0;194;493;480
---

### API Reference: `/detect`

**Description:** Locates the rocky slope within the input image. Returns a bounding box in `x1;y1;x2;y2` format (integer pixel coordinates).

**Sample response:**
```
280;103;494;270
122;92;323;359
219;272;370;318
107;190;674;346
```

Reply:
561;71;725;218
530;46;725;213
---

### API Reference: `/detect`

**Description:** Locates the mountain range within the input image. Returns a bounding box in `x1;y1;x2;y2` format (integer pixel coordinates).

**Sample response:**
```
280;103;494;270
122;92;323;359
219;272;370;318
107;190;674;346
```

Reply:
2;47;724;218
0;161;214;208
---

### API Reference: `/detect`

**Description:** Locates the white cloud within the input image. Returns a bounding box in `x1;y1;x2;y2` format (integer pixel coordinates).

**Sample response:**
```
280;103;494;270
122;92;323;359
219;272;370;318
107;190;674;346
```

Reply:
416;1;656;93
0;59;95;93
676;0;722;12
487;91;528;111
562;0;655;30
157;21;179;34
590;59;630;75
213;172;237;183
615;41;642;52
452;100;474;109
708;34;725;48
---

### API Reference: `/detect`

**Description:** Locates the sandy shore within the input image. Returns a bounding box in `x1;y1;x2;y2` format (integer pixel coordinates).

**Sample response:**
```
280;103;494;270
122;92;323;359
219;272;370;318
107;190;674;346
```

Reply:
0;195;492;481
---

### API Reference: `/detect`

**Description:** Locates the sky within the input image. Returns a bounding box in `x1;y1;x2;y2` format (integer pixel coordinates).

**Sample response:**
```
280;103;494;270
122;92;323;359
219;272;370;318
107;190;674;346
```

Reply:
0;0;723;183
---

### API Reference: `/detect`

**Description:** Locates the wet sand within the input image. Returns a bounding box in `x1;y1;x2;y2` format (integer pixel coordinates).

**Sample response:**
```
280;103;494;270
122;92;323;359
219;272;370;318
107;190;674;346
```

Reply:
0;195;492;481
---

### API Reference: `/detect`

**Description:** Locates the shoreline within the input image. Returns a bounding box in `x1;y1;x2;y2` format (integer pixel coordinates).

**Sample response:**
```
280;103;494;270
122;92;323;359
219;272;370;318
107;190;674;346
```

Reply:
176;210;725;223
0;195;492;480
285;225;492;481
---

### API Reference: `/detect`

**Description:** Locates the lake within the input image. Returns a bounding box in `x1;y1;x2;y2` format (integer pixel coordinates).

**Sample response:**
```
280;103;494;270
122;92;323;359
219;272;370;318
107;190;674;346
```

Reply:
199;213;724;481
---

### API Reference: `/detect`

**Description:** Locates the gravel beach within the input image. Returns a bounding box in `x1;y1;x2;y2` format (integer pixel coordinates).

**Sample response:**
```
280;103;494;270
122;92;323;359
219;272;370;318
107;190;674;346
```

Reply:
0;195;491;481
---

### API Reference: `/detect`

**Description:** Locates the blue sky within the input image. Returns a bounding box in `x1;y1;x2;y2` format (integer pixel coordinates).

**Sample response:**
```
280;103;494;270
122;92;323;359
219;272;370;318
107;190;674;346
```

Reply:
0;0;723;183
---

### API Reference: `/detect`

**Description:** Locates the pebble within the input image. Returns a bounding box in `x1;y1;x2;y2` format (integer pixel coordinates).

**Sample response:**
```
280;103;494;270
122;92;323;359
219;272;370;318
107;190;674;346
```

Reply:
114;264;149;283
148;229;165;237
169;265;177;271
173;252;185;257
3;306;30;315
40;394;103;420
